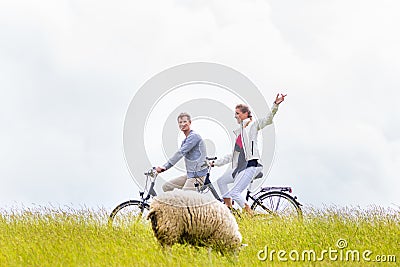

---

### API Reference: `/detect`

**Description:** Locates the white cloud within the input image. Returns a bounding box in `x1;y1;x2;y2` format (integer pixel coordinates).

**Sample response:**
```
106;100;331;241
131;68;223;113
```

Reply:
0;0;399;209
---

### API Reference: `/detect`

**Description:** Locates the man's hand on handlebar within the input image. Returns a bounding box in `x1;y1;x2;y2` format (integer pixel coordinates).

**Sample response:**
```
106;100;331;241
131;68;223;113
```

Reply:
156;166;166;173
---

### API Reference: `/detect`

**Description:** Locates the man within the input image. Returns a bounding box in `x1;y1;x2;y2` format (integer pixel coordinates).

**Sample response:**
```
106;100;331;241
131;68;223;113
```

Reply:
156;112;208;191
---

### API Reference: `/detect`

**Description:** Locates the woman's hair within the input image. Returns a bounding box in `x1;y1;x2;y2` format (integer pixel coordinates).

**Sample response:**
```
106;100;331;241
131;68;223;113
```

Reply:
235;104;252;118
177;112;191;122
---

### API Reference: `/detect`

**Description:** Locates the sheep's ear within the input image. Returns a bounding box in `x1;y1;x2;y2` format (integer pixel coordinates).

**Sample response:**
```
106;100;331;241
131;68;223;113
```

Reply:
146;210;154;220
147;210;155;221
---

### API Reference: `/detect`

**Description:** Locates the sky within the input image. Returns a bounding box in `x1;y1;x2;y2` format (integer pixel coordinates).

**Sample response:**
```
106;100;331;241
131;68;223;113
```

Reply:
1;0;399;210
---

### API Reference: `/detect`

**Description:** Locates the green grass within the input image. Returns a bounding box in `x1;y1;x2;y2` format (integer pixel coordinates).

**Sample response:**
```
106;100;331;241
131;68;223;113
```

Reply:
0;206;399;266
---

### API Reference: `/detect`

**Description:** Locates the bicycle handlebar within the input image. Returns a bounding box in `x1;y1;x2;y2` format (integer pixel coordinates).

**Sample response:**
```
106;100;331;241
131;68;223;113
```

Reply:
144;167;158;177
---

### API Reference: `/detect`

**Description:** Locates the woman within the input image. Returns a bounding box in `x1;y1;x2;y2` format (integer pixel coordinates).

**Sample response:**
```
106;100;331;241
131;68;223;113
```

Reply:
213;93;286;213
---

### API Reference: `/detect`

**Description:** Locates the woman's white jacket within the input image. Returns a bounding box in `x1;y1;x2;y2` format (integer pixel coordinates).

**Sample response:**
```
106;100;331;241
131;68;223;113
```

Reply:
214;103;279;169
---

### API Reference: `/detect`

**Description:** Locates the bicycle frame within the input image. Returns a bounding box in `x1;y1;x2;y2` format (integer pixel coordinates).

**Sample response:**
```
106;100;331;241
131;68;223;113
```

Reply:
138;168;158;202
197;164;223;201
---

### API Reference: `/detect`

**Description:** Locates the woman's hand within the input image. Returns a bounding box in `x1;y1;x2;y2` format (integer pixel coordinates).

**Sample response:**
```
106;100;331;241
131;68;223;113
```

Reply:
274;93;287;105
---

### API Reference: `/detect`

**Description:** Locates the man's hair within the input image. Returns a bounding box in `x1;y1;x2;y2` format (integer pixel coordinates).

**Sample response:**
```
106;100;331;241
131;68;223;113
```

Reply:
235;104;252;118
177;112;191;122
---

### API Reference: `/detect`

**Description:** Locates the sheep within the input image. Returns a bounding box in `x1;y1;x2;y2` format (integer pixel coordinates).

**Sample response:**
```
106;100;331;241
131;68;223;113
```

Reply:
146;190;242;254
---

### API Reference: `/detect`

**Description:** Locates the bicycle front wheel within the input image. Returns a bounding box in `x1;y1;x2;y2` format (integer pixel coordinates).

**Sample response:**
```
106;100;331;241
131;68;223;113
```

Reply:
109;200;150;227
251;191;302;219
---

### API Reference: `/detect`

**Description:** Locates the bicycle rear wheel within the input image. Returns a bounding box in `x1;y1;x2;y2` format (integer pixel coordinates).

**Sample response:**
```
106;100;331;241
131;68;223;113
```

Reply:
251;191;302;219
109;200;150;227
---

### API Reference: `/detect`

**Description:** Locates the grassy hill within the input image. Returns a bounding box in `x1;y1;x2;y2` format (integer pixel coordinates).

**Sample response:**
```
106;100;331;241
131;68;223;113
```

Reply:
0;206;398;266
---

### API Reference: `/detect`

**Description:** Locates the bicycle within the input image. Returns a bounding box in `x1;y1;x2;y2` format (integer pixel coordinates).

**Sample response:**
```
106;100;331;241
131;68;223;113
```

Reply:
109;157;302;226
